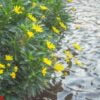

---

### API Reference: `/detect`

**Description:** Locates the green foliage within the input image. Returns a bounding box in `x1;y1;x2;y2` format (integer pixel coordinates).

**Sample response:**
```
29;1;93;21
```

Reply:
0;0;70;99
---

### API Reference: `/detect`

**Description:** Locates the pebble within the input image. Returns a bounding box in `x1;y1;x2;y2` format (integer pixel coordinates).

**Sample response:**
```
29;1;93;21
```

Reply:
57;0;100;100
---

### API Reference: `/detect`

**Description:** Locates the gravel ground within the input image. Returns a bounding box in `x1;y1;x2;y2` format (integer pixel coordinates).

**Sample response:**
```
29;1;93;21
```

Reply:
56;0;100;100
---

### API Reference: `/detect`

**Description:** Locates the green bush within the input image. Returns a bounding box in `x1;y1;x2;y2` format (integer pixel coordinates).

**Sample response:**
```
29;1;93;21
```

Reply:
0;0;70;99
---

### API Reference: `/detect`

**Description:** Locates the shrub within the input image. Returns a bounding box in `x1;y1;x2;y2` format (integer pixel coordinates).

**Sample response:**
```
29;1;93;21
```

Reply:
0;0;70;99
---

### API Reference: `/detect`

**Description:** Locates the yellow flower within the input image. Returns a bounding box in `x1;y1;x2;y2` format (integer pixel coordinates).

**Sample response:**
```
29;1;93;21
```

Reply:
54;63;64;72
46;40;56;50
41;15;46;19
32;24;44;33
41;67;47;76
5;55;13;61
32;2;37;8
75;25;81;29
56;17;61;21
7;63;11;67
0;69;4;74
0;63;5;69
72;43;82;51
66;57;70;63
40;5;48;11
65;51;73;59
10;72;16;79
74;58;82;66
43;58;52;66
63;72;68;76
59;22;67;30
71;7;76;11
27;13;37;22
67;0;73;2
52;26;60;34
14;66;18;72
27;31;34;38
13;6;24;14
0;4;3;8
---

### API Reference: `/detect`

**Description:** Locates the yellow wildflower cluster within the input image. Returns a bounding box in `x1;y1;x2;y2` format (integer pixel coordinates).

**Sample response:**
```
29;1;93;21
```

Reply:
10;66;18;79
46;40;56;50
64;49;83;67
0;55;13;75
0;54;19;79
43;58;52;66
0;1;71;80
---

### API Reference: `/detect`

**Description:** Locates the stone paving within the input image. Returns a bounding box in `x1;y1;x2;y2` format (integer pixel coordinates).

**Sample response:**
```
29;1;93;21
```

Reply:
57;0;100;100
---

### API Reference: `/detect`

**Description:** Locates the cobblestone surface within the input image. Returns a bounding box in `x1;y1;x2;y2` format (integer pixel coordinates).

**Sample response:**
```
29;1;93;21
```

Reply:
57;0;100;100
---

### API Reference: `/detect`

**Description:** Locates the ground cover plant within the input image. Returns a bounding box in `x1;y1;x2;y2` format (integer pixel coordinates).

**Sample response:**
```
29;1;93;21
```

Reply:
0;0;72;99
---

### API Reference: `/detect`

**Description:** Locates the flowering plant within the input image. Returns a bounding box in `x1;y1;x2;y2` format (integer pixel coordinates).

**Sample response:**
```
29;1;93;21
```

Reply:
0;0;70;99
